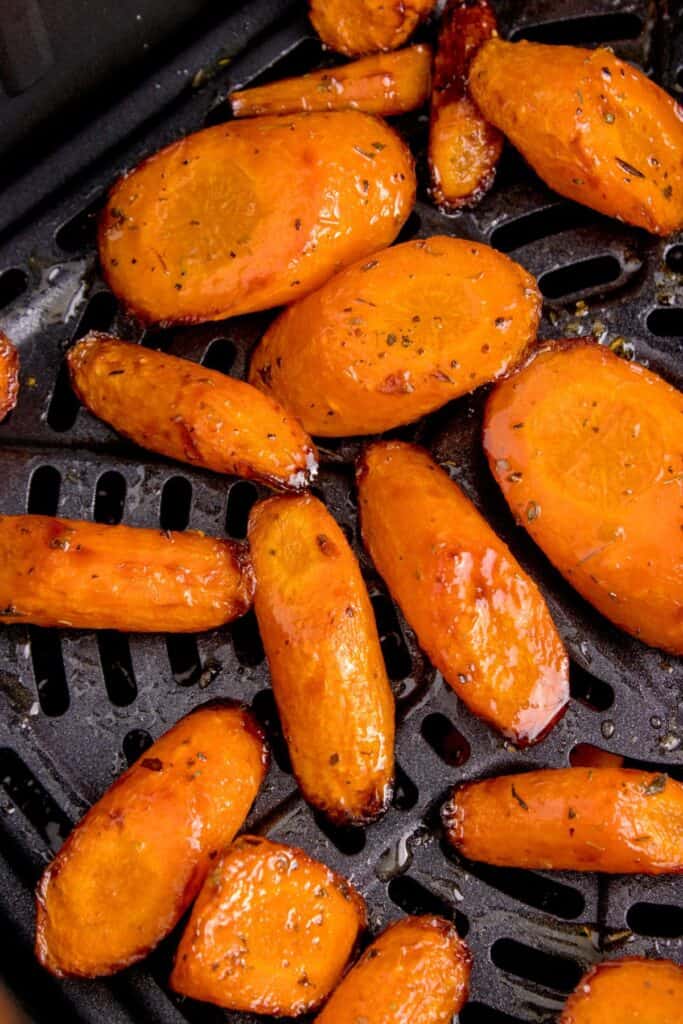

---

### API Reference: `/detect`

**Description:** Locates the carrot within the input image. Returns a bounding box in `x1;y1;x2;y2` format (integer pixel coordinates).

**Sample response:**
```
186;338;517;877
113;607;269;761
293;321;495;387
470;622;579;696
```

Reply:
250;236;540;437
309;0;436;57
230;45;431;118
35;705;268;977
315;915;471;1023
429;0;502;210
357;442;568;745
0;514;253;632
99;113;415;325
484;340;683;655
0;331;19;420
570;744;624;771
560;958;683;1023
469;38;683;235
443;767;683;873
68;333;317;491
248;493;394;824
171;835;366;1015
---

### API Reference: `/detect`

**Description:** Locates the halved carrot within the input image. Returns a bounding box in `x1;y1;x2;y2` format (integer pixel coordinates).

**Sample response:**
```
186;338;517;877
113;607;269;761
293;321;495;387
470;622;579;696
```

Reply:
309;0;436;57
99;113;415;325
35;705;268;977
0;514;253;632
315;915;471;1023
171;835;366;1015
443;767;683;873
560;958;683;1023
68;333;317;491
0;331;19;420
429;0;503;210
484;340;683;655
470;38;683;235
230;45;431;118
357;442;568;745
250;236;540;437
248;493;394;824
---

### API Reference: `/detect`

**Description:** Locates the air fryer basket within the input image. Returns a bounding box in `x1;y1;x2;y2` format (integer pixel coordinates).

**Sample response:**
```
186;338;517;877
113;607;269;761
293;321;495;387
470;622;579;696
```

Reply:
0;1;681;1021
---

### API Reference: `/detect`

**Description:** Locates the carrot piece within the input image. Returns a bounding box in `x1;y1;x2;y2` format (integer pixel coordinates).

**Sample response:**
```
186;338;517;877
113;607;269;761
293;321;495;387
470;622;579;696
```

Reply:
443;767;683;873
0;331;19;420
484;340;683;655
470;38;683;235
230;45;431;118
35;705;268;977
248;493;394;824
171;835;366;1015
357;442;568;745
99;113;415;325
429;0;503;210
560;958;683;1023
68;333;317;491
570;745;624;771
315;915;471;1023
309;0;436;57
0;514;253;632
250;236;540;437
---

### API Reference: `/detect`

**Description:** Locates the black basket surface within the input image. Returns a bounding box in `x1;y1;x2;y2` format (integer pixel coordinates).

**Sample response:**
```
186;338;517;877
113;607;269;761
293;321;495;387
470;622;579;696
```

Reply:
0;2;681;1022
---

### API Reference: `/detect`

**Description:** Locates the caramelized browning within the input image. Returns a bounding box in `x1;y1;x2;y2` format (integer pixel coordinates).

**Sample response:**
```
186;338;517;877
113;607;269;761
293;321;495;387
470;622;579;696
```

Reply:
357;442;568;745
248;493;395;823
171;836;366;1014
36;706;268;976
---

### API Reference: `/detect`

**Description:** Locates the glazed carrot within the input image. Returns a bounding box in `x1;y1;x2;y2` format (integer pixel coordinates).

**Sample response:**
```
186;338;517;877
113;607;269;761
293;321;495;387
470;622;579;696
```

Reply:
560;958;683;1023
35;705;268;977
443;767;683;873
484;340;683;655
470;38;683;235
315;915;471;1023
309;0;435;57
0;514;253;632
68;334;317;491
0;331;19;420
230;46;431;118
99;113;415;325
429;0;502;210
171;836;366;1015
357;442;568;745
570;745;624;771
248;493;394;824
250;236;540;436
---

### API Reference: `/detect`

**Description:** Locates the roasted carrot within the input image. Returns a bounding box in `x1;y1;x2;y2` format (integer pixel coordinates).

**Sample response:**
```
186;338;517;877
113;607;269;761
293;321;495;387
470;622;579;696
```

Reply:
429;0;503;210
248;493;394;824
309;0;435;57
0;514;253;632
484;340;683;655
35;705;268;977
230;45;431;118
470;38;683;235
570;744;624;771
560;958;683;1023
0;331;19;420
250;236;540;436
171;836;366;1015
315;915;471;1023
357;442;568;745
443;767;683;873
99;113;415;325
68;334;317;491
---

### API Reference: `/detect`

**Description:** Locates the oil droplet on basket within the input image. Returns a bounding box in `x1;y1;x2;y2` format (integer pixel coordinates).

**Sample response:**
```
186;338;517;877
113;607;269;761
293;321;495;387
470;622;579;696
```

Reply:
650;716;662;730
601;720;615;739
375;831;414;882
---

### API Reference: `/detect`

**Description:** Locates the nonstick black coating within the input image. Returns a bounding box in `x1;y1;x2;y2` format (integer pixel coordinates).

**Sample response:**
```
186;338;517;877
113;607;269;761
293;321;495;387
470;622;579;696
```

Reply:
0;2;681;1022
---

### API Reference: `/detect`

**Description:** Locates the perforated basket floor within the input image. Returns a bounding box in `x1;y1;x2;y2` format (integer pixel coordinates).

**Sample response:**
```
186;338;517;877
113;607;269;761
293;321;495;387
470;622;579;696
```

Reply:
0;2;682;1022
